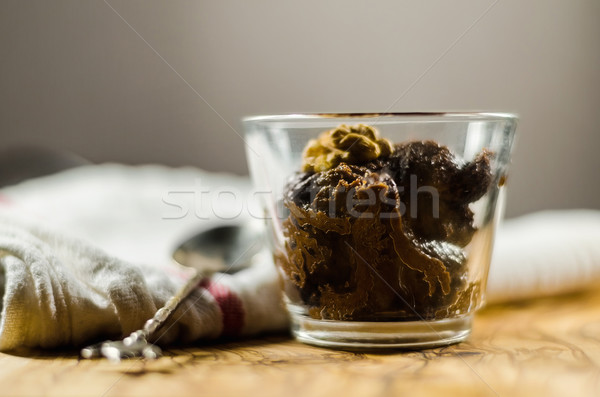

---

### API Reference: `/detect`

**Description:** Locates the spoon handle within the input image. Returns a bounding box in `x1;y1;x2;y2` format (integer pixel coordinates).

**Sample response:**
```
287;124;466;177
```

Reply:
143;269;204;336
80;269;204;361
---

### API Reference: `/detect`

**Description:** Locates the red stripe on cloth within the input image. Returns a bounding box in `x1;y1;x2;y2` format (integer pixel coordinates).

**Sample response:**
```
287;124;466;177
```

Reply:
0;195;11;205
199;279;245;337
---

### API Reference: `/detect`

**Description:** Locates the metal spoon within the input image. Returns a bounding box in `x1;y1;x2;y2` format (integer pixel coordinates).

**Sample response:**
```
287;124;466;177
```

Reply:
173;221;264;275
80;221;264;362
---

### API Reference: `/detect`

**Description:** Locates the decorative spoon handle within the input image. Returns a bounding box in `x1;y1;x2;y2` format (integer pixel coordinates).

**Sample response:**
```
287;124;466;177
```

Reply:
80;269;204;362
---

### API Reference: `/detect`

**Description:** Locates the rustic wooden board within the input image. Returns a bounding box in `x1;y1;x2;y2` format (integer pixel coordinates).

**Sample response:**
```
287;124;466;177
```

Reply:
2;286;600;397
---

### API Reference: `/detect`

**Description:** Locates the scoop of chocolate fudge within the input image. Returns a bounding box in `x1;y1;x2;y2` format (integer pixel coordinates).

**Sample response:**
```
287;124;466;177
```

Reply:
278;137;493;321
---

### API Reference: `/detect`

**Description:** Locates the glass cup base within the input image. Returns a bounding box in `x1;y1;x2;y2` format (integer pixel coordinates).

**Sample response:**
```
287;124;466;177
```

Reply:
290;312;472;350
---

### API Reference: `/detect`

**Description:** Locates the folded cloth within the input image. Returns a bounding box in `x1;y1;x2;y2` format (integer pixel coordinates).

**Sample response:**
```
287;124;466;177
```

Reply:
487;209;600;303
0;164;288;351
1;164;599;350
0;210;288;351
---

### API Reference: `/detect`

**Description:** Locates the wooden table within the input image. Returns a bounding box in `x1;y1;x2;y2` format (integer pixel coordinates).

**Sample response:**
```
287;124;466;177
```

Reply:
2;287;600;397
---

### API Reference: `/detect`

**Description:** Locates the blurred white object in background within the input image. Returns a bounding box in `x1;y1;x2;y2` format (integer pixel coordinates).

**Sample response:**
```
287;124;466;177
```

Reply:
488;210;600;303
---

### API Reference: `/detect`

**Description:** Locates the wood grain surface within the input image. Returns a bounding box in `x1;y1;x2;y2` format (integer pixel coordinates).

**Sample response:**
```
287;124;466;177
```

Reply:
2;286;600;397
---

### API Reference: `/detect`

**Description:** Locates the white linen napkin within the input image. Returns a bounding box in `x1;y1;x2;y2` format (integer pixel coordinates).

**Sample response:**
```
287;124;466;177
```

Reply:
0;164;599;351
487;209;600;303
0;164;288;351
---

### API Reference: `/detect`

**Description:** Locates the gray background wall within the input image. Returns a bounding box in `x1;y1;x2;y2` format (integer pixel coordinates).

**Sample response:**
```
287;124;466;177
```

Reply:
1;0;599;218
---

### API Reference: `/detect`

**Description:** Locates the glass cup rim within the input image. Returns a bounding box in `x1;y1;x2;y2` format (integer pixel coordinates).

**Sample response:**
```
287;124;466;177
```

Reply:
243;111;518;123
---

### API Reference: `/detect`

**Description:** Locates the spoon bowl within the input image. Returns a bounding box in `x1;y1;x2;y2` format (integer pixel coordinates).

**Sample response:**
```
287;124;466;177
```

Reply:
173;221;264;274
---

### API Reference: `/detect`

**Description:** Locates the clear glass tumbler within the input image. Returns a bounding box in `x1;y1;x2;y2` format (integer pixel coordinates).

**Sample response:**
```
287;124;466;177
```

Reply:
244;113;517;349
